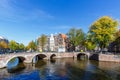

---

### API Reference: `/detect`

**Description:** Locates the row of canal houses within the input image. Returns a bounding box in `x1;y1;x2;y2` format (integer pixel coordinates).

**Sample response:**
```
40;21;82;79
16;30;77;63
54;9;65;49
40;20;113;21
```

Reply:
37;33;70;52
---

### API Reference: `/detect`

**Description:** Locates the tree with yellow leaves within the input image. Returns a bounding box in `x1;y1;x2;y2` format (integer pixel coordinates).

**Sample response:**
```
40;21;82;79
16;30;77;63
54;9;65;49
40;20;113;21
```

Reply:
0;41;9;49
89;16;119;51
0;41;9;53
26;40;37;52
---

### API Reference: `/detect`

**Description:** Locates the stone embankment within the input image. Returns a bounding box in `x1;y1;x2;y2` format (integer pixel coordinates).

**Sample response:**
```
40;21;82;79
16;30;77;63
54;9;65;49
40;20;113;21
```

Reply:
90;53;120;62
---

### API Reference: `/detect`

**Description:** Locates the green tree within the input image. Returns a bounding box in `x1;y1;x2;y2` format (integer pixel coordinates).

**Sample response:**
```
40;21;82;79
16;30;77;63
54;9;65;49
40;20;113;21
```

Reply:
19;43;25;51
9;40;19;51
27;40;37;51
89;16;119;51
85;41;96;51
84;32;97;51
67;28;85;51
37;34;47;51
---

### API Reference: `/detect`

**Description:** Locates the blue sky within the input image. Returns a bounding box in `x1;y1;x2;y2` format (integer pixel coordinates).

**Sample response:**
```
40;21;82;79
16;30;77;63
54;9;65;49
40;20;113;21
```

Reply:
0;0;120;45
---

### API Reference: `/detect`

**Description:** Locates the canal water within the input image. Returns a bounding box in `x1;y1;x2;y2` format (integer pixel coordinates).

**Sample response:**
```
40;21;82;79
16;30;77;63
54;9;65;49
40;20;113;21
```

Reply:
0;58;120;80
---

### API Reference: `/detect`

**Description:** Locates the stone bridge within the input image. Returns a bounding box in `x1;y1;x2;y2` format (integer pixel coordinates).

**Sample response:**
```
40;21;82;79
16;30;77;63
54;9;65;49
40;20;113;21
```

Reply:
0;52;90;68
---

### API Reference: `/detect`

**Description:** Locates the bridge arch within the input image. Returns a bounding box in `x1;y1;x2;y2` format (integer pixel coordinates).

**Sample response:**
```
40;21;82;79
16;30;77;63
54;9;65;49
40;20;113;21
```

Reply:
50;54;56;59
77;53;89;60
32;54;47;63
6;56;26;68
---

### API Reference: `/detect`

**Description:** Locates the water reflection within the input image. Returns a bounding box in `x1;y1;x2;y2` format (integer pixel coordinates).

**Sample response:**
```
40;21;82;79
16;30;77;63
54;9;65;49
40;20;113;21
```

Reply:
1;58;120;80
7;63;25;73
6;57;26;73
3;70;40;80
50;59;56;64
35;60;46;68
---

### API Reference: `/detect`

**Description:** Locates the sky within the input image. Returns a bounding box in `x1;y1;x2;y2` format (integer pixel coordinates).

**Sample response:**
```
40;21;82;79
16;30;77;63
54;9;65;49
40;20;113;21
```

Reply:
0;0;120;45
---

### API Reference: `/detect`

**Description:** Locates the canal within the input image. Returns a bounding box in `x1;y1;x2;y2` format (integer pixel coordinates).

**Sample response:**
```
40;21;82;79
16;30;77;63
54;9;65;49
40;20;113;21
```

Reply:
0;58;120;80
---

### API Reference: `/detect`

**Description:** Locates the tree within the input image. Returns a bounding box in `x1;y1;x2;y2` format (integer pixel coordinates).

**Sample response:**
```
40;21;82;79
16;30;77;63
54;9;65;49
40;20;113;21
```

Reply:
0;41;9;53
109;30;120;52
67;28;85;51
37;34;47;51
0;41;9;49
27;40;37;52
9;40;19;51
114;30;120;47
84;32;97;51
19;43;25;51
115;29;120;39
89;16;119;51
85;41;96;51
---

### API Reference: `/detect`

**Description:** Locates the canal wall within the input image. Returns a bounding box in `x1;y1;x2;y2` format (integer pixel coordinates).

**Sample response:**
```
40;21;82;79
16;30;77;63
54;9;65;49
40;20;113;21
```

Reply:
99;54;120;62
90;53;120;62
